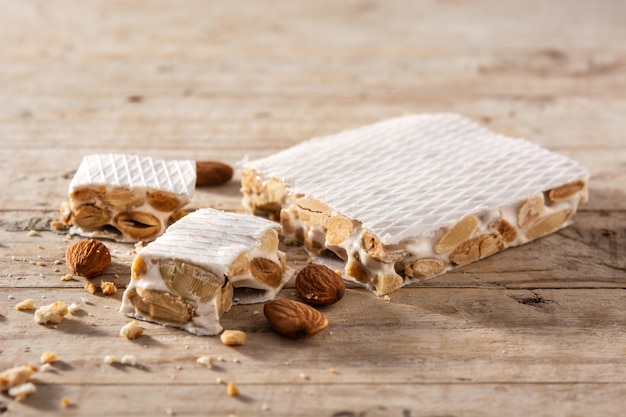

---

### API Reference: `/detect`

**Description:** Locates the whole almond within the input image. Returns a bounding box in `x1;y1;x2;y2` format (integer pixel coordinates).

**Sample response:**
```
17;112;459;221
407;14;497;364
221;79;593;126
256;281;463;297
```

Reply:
295;263;345;306
263;299;328;339
196;161;233;186
65;239;111;278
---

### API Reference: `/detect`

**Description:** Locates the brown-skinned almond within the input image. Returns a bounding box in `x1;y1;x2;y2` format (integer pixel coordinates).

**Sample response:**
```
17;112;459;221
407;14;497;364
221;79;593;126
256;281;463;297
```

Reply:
195;161;233;186
295;263;345;306
65;239;111;278
263;299;328;339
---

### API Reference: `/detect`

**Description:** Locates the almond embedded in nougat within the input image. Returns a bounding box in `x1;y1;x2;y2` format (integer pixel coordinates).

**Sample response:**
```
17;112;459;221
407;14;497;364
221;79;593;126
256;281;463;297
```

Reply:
195;161;233;186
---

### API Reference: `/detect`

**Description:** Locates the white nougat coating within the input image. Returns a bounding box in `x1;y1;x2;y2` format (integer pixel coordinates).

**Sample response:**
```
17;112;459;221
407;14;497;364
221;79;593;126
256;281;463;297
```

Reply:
120;208;289;335
63;154;196;242
242;113;590;295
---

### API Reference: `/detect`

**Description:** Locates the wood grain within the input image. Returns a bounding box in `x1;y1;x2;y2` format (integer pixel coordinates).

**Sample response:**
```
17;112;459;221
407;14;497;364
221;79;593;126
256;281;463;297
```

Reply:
1;0;625;416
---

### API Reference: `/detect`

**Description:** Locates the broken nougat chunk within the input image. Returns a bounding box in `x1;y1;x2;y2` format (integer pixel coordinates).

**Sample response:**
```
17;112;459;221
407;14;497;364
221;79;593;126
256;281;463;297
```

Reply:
120;208;290;335
60;154;196;242
242;113;590;295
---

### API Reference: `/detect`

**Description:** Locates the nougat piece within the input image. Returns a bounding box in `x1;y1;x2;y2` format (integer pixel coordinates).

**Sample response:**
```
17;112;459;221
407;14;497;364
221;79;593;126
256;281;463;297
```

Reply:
120;208;289;335
60;154;196;242
242;113;590;295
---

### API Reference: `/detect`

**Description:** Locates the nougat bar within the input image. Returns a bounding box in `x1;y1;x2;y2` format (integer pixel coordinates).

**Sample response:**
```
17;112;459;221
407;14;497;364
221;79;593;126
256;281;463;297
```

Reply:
60;154;196;242
241;114;590;295
120;208;289;335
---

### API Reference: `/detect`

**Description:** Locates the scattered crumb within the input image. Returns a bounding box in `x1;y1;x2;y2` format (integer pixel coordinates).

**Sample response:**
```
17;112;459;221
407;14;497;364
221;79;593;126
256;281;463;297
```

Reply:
60;274;74;281
40;351;58;364
80;297;90;304
330;368;338;374
0;364;38;391
196;356;214;368
100;280;117;295
67;303;81;314
233;358;240;364
165;408;175;416
215;377;224;384
226;381;239;397
39;363;54;373
60;396;72;408
306;257;313;264
383;295;391;301
37;261;46;267
7;294;15;300
8;382;37;401
120;321;143;340
15;299;36;311
27;230;39;237
52;267;60;273
54;259;63;265
34;301;68;324
220;330;246;346
36;244;44;250
84;281;97;294
299;372;309;380
50;221;68;231
261;404;270;412
252;310;260;316
103;355;116;365
121;355;137;366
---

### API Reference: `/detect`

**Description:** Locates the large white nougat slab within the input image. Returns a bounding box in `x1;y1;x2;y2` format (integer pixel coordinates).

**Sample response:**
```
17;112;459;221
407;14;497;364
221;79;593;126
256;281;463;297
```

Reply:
120;208;289;336
242;113;590;295
61;154;196;242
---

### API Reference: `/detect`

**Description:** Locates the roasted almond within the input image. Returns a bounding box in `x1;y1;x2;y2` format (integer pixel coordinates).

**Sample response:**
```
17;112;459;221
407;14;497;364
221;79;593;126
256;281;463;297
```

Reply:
263;299;328;339
114;211;161;241
65;239;111;278
73;205;111;228
196;160;233;186
548;181;585;202
405;258;447;278
435;215;479;254
295;263;345;306
250;257;283;288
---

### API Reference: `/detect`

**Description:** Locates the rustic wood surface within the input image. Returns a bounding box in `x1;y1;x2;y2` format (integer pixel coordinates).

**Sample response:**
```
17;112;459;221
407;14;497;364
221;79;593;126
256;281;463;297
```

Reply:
1;0;625;416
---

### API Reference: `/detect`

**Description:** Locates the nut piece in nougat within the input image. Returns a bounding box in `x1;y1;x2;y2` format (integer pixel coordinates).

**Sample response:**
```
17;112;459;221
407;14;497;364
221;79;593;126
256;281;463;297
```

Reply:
242;113;590;295
60;154;196;242
120;208;290;336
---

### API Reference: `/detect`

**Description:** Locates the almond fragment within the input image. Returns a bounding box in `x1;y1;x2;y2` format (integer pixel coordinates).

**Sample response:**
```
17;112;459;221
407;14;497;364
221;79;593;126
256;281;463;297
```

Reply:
525;210;573;240
220;330;247;346
294;197;331;227
114;211;161;241
73;205;111;228
259;228;280;253
34;301;68;324
548;181;585;202
240;169;263;194
249;258;283;288
146;190;180;212
127;288;193;325
66;239;111;278
217;282;233;316
15;299;36;311
361;229;405;263
70;187;99;202
405;258;447;278
103;187;144;209
449;237;480;266
324;215;355;246
295;263;345;306
345;261;372;284
518;195;545;228
196;160;233;186
435;215;479;254
0;364;38;391
131;256;147;280
263;299;328;339
160;260;224;303
120;320;144;340
100;280;117;295
226;381;239;397
492;219;518;244
374;273;404;295
40;351;58;364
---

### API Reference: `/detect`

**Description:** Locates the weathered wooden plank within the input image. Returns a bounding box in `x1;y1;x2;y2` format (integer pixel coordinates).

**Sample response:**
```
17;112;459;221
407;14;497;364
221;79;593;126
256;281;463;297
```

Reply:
2;382;625;417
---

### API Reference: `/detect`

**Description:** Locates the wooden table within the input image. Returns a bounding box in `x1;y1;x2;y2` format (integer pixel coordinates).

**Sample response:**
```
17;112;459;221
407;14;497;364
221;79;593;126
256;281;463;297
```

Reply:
1;1;625;415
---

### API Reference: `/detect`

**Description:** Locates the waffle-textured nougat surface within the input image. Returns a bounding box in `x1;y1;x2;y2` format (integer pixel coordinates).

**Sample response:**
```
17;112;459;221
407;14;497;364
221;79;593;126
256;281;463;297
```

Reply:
120;208;289;335
61;154;196;242
242;113;590;295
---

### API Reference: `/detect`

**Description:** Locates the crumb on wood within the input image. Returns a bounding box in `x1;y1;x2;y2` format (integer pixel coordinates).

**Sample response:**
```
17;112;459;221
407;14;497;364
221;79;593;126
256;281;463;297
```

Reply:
120;321;143;340
15;299;36;311
34;301;68;324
